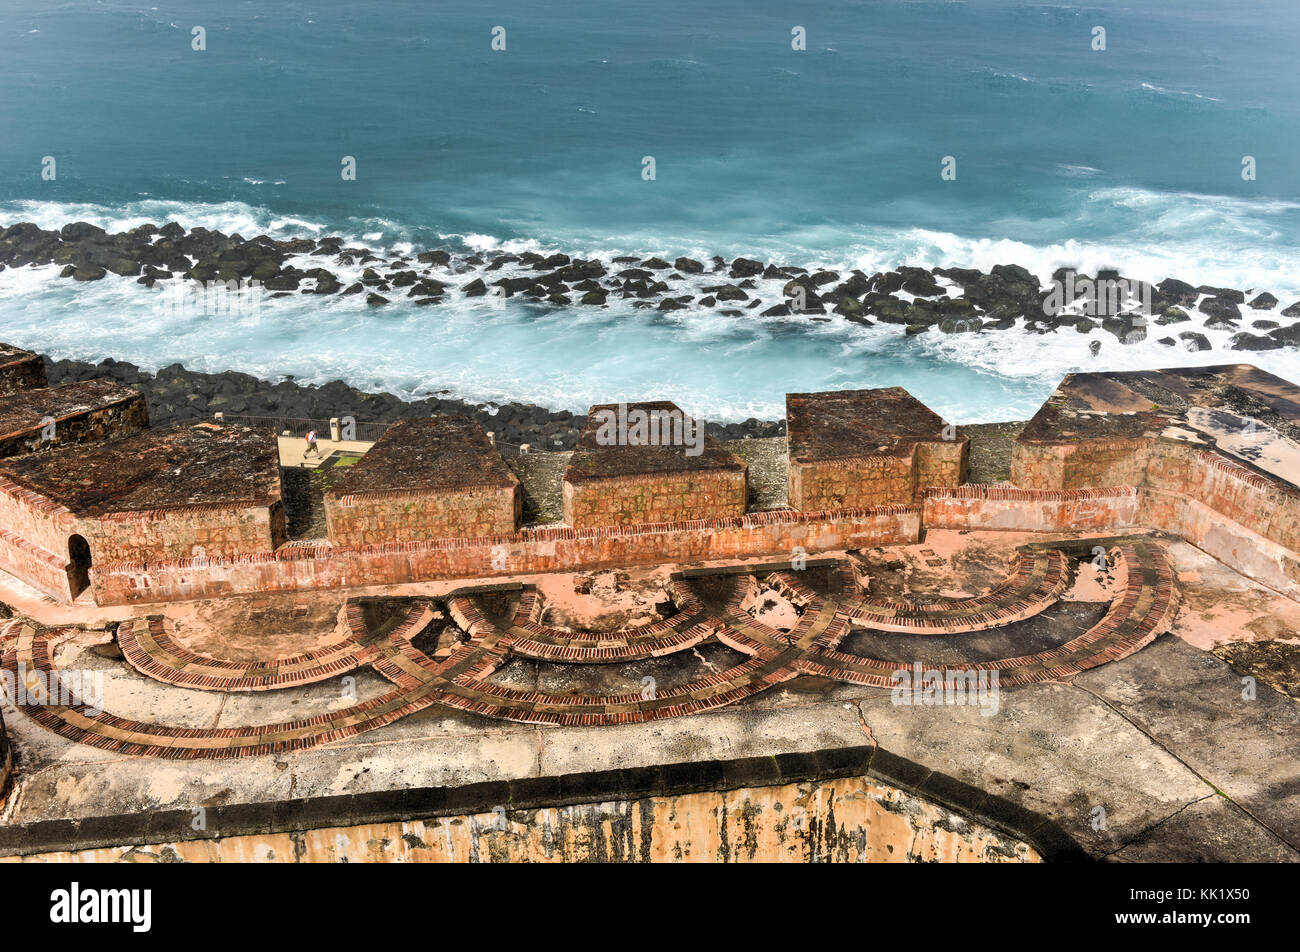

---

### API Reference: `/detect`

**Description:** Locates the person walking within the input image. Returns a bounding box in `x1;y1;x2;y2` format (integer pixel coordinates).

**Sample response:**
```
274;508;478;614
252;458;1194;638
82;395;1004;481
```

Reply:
304;428;321;459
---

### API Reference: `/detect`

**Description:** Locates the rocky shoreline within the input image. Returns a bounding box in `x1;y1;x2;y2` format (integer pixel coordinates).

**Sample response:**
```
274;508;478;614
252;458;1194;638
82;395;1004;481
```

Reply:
4;220;1300;358
43;355;786;452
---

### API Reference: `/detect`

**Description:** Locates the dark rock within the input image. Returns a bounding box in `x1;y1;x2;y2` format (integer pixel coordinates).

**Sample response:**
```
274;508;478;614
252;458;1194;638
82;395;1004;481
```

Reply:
902;272;945;297
1200;297;1242;322
366;293;389;307
831;271;873;298
865;295;911;324
831;296;865;318
1249;292;1278;310
60;221;108;242
935;266;983;285
1229;332;1284;351
407;278;446;297
495;277;536;295
673;257;704;274
1268;323;1300;346
1178;331;1212;352
1102;315;1148;344
875;271;905;295
1198;285;1245;303
991;263;1039;286
729;257;764;278
707;285;748;302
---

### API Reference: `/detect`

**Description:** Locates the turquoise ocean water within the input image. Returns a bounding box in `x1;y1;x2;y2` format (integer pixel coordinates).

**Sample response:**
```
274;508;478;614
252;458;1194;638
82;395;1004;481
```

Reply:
1;0;1298;422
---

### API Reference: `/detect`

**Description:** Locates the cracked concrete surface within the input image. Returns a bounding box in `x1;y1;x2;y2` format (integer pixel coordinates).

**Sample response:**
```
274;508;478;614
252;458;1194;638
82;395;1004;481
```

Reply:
1;533;1296;861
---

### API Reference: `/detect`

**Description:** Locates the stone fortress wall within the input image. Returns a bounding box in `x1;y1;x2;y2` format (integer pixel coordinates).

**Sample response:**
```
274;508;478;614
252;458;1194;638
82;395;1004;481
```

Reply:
324;417;522;545
1009;366;1300;598
0;352;286;601
561;401;749;528
0;349;1296;609
0;346;47;397
785;388;967;510
562;467;749;528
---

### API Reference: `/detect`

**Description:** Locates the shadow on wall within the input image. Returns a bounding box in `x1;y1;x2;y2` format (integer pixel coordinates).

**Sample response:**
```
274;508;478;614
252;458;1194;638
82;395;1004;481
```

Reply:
68;534;92;598
0;709;12;801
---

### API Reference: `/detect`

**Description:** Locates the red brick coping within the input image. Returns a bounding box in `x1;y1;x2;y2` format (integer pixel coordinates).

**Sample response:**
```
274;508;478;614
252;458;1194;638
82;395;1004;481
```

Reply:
95;504;918;572
1;604;441;758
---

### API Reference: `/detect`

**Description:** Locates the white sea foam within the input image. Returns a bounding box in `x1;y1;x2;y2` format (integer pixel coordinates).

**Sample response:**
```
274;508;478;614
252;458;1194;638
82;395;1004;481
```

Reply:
3;190;1299;422
1139;82;1221;103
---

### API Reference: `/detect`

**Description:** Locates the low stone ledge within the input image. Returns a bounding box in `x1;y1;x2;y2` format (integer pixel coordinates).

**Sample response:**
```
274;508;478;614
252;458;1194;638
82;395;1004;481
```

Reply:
0;743;1082;862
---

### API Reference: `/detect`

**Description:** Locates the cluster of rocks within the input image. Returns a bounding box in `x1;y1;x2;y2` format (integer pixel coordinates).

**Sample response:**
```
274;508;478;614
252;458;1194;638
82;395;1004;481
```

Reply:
1134;279;1300;353
5;220;1299;357
43;355;786;452
1;221;347;294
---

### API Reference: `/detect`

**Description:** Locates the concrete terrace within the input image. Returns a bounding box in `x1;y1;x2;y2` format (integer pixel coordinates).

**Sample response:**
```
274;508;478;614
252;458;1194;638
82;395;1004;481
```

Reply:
0;529;1295;862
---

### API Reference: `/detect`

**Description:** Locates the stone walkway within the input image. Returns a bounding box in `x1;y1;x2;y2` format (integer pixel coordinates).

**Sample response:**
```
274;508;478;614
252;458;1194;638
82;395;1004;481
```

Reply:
0;537;1178;755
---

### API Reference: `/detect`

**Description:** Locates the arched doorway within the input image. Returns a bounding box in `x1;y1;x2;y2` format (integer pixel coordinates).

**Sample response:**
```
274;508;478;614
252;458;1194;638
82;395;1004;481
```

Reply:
68;535;92;597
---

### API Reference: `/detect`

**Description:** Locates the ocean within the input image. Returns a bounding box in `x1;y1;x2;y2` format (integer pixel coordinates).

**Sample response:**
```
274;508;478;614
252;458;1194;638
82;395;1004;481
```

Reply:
1;0;1298;423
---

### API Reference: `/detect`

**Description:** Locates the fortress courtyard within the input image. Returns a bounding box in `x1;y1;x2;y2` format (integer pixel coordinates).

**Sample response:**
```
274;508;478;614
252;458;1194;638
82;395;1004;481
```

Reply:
0;354;1297;863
